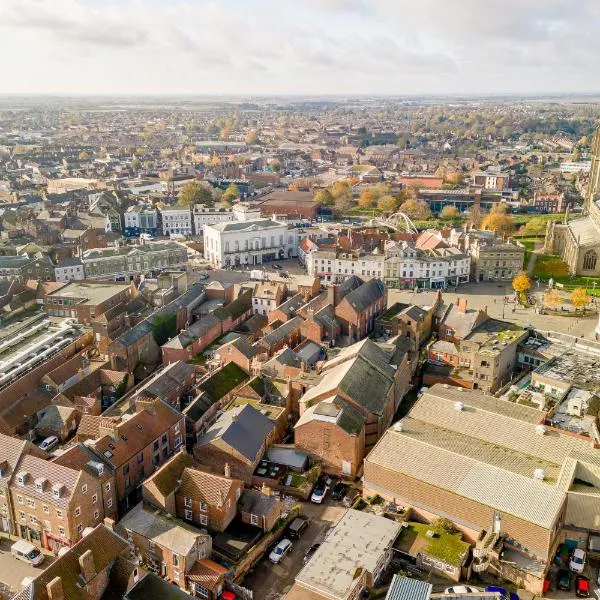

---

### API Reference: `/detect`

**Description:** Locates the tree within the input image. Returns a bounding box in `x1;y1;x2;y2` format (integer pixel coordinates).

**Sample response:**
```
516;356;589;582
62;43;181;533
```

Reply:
512;271;531;294
440;205;459;220
543;289;562;309
131;158;141;171
491;202;509;214
358;189;375;208
571;287;590;309
269;159;281;173
330;180;353;203
78;151;88;160
314;189;334;206
245;130;259;145
152;312;177;346
400;199;431;221
222;184;240;206
179;181;213;207
377;195;399;212
466;205;483;228
481;212;514;236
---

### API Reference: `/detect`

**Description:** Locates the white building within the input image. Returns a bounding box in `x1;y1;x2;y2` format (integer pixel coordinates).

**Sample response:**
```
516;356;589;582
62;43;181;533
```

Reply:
54;257;85;283
124;206;158;235
193;204;234;236
560;161;592;174
160;207;193;236
307;250;385;283
384;241;470;289
204;218;301;268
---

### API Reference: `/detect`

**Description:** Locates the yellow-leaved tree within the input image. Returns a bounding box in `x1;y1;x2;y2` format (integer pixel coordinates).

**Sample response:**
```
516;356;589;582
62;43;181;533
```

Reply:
512;271;531;294
570;287;589;309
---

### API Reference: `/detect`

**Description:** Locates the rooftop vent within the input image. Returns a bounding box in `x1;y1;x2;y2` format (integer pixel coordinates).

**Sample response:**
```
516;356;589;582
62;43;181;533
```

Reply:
394;421;404;432
533;468;546;481
535;425;547;436
454;401;464;411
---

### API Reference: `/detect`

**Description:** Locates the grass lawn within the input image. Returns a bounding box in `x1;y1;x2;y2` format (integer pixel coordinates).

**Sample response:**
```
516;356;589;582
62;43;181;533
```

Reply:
289;473;307;487
513;213;567;225
199;362;249;400
403;522;470;566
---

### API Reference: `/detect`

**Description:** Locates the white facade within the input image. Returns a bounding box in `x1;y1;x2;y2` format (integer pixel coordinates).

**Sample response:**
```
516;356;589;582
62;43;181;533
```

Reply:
203;218;300;268
124;206;158;232
54;261;85;283
307;251;384;283
161;207;193;236
193;204;234;236
384;241;470;289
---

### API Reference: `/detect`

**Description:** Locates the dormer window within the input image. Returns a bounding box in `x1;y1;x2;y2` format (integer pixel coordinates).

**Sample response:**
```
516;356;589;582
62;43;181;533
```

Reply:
52;483;64;499
16;472;28;486
35;478;47;492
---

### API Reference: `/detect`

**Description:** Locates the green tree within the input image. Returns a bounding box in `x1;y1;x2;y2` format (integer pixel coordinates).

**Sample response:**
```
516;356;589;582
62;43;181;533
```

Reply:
178;181;213;207
440;205;459;220
522;217;547;236
400;199;431;221
131;158;141;171
377;195;399;212
152;312;177;346
314;189;334;206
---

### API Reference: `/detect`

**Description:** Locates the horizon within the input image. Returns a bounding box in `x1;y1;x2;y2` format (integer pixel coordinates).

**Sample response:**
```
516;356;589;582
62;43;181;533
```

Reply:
1;0;599;96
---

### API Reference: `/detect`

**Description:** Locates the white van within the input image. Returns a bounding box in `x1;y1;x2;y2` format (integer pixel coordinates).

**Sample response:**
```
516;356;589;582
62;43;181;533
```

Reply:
11;540;44;566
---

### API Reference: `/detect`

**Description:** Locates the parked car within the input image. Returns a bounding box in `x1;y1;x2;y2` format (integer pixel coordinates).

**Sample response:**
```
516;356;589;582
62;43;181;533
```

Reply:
303;544;320;564
273;264;282;269
484;586;518;600
570;548;587;573
557;569;572;591
39;436;59;452
268;538;292;564
198;272;209;280
310;480;329;504
342;488;360;508
287;517;309;540
331;482;348;501
444;586;480;593
576;575;590;598
555;542;571;565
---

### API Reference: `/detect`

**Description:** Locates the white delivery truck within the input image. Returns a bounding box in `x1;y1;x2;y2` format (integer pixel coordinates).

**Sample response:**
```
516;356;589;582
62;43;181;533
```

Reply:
11;540;44;566
250;269;267;281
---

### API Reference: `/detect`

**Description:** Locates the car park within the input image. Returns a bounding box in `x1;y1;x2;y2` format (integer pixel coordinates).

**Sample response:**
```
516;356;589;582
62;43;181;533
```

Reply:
331;482;348;501
444;586;481;594
570;548;587;573
268;538;292;564
342;488;360;508
310;480;329;504
303;543;320;564
576;575;590;598
39;436;59;451
287;516;309;540
557;569;572;591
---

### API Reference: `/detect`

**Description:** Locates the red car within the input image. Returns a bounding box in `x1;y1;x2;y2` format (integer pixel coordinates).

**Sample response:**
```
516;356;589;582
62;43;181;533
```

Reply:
576;575;590;598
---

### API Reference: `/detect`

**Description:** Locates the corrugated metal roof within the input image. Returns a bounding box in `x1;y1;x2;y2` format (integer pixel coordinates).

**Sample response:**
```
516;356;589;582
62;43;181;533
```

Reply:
385;575;431;600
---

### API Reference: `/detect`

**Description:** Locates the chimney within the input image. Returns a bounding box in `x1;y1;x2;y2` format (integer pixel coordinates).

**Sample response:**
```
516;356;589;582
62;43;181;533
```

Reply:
135;396;157;416
103;517;115;530
46;577;64;600
98;418;119;441
327;285;337;307
224;463;231;478
261;482;271;496
78;549;96;582
457;298;468;314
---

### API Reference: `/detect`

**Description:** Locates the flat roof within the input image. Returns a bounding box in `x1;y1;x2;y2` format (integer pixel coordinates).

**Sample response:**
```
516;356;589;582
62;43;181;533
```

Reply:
296;509;402;598
47;281;130;304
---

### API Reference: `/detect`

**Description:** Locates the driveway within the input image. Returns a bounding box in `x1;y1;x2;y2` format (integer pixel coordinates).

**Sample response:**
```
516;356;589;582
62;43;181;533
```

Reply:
244;502;346;600
0;538;52;596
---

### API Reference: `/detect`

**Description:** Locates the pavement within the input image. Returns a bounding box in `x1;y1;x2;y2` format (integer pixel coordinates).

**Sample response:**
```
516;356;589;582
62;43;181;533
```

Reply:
243;500;346;600
0;537;52;596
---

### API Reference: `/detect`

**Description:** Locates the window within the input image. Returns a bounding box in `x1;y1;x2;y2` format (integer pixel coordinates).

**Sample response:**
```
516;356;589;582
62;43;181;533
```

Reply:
56;509;63;518
200;514;208;526
236;488;241;500
19;511;25;520
81;484;88;494
43;504;49;514
92;494;97;504
184;497;192;508
173;554;179;567
59;526;65;536
75;507;81;517
194;583;210;598
26;499;35;508
94;510;99;520
250;514;259;526
153;440;159;451
175;435;182;448
77;523;83;535
137;452;143;464
148;541;156;553
43;520;51;531
162;434;167;445
29;515;37;523
200;502;207;512
185;509;193;520
126;529;132;541
17;495;23;504
123;464;130;475
107;498;113;509
124;477;131;489
584;249;598;271
105;482;111;492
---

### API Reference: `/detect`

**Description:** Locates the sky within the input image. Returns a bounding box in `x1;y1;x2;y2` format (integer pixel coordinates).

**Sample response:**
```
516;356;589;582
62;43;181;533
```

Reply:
0;0;599;96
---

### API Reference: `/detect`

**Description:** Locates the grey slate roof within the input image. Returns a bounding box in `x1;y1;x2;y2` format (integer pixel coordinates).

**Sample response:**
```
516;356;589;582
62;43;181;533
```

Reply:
238;488;279;517
262;316;303;347
196;404;275;461
342;278;385;313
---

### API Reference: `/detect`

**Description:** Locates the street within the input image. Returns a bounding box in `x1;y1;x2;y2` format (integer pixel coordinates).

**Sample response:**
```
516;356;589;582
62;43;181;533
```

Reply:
0;538;52;596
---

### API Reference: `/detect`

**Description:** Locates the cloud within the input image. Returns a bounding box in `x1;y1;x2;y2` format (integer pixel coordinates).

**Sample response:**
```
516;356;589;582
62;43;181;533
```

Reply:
0;0;598;94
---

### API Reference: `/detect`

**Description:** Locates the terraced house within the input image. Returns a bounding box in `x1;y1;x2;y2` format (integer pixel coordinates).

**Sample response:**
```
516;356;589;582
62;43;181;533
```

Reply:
82;242;188;279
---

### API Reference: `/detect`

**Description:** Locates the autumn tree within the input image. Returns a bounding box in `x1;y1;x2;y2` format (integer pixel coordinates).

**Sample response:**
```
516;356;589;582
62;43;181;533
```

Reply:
269;159;281;173
314;189;334;206
245;130;259;145
178;181;213;207
440;205;459;220
481;212;514;236
543;289;562;309
571;287;590;309
491;202;510;214
522;217;547;236
466;205;483;228
378;195;399;212
358;189;375;208
400;199;431;221
330;181;353;216
222;184;240;206
512;271;531;294
78;151;88;160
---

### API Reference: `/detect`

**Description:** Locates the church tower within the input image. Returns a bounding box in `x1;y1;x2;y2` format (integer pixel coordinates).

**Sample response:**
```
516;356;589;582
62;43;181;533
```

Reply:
585;124;600;224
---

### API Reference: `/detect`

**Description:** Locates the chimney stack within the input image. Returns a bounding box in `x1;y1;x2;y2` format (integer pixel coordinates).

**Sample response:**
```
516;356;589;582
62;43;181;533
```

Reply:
78;549;96;582
261;482;271;496
103;517;115;530
457;298;468;314
46;577;64;600
224;463;231;478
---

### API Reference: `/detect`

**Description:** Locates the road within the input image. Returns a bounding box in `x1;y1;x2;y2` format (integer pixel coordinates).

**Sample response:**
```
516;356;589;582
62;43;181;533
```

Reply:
0;537;52;596
243;501;346;600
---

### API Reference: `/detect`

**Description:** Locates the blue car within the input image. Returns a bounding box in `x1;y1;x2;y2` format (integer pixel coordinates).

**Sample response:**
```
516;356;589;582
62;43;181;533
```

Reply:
485;586;519;600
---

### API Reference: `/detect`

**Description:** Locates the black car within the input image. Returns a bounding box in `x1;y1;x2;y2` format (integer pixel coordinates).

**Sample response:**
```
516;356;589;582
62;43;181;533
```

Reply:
303;543;321;564
273;264;282;269
557;568;572;591
331;482;348;501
